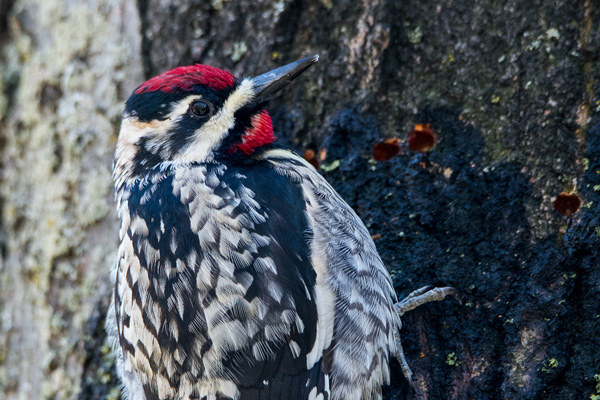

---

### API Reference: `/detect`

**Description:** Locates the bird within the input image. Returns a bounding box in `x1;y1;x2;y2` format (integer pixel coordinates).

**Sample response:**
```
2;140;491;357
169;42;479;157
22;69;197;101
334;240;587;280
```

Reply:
106;55;454;400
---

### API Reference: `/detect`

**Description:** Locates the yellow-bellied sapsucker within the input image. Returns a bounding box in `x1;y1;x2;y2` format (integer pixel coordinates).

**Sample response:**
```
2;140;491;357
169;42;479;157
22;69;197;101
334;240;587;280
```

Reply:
107;55;453;400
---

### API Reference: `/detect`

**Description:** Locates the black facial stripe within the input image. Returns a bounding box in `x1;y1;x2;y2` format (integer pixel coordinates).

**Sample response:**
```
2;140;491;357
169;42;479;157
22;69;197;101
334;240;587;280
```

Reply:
165;116;206;155
125;91;178;122
124;84;235;122
131;113;216;176
233;103;259;127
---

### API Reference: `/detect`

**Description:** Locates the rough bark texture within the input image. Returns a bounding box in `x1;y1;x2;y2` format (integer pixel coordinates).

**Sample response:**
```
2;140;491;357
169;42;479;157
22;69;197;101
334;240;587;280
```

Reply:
0;1;598;399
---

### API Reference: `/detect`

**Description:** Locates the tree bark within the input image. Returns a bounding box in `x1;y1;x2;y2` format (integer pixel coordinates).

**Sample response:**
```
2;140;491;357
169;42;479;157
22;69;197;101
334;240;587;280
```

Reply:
0;0;598;399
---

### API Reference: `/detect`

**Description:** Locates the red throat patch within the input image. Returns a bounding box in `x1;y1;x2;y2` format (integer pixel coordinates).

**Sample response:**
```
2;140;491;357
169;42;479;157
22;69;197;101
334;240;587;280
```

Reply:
234;110;276;155
135;65;236;94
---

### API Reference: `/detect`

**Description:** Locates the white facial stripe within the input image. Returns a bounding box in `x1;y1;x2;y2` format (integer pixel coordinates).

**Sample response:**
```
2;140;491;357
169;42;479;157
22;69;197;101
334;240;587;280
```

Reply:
119;117;174;143
167;95;200;120
177;79;255;163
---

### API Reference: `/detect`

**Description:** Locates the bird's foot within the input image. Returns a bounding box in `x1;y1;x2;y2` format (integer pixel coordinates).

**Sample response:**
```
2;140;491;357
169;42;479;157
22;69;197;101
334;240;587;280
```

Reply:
392;286;459;388
394;286;459;317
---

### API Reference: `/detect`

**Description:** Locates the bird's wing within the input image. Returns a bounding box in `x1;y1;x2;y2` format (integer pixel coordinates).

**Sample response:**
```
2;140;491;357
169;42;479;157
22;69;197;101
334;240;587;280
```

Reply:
259;149;399;400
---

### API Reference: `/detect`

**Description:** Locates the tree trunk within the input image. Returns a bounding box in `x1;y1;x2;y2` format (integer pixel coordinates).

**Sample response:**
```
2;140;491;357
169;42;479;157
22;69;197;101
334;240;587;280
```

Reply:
0;0;598;399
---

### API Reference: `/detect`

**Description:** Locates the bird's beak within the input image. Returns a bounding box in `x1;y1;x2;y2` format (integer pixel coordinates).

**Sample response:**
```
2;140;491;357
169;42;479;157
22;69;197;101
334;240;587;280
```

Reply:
251;55;319;104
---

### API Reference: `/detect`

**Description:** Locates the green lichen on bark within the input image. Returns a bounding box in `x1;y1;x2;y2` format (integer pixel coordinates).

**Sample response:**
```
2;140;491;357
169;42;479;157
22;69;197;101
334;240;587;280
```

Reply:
0;0;143;398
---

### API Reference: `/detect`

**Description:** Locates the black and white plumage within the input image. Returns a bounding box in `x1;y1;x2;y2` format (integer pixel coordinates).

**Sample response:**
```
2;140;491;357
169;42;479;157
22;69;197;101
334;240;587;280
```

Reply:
107;55;402;400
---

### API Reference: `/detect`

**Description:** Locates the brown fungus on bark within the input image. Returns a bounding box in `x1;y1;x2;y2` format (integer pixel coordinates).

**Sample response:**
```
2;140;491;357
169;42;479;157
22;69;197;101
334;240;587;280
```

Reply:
407;123;437;152
553;192;581;217
303;149;319;169
373;138;401;161
318;148;327;161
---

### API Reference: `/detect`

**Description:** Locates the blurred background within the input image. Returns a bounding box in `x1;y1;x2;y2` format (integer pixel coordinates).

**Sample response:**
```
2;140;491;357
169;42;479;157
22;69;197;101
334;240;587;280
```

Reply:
0;0;599;399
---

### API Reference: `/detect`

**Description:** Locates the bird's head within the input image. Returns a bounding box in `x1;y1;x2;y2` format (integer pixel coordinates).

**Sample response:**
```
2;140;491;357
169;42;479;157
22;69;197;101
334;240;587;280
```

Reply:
114;55;318;185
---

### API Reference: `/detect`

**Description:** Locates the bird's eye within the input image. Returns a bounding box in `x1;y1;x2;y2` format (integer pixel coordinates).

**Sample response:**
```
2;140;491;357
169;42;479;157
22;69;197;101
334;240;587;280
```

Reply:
190;101;211;118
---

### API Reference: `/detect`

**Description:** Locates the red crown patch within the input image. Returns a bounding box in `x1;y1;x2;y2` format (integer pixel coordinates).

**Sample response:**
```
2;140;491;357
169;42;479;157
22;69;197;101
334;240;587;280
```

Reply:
135;65;236;95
